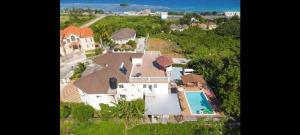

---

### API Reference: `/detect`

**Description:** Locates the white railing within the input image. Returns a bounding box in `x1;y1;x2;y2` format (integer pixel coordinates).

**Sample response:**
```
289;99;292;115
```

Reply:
129;77;169;82
144;51;161;55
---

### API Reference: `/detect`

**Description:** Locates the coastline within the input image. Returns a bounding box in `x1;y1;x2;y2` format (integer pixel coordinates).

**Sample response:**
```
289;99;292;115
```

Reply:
60;3;240;12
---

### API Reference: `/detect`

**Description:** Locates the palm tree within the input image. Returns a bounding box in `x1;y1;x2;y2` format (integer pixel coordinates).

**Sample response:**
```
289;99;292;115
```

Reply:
93;24;110;47
112;99;144;135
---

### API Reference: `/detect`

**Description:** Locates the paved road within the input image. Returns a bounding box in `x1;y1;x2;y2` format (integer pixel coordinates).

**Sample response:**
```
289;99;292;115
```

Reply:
136;37;146;53
60;53;87;91
80;14;107;28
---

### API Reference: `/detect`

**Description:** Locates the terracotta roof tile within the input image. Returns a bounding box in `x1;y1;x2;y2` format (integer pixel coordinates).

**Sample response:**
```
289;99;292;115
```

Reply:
156;56;173;67
181;73;206;84
61;25;93;39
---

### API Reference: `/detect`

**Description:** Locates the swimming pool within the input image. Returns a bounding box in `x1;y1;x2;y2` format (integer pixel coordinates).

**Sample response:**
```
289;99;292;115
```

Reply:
184;91;214;115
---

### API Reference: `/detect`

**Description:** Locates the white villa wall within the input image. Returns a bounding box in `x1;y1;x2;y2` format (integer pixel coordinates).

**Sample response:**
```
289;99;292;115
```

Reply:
77;88;115;110
113;34;136;44
80;37;96;51
117;83;169;101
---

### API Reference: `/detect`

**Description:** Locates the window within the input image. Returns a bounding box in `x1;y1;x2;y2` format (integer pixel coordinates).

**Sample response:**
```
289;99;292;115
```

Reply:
71;36;75;41
85;38;87;43
77;38;80;41
154;84;157;88
96;96;100;98
143;84;146;88
63;41;66;45
67;39;70;43
91;37;93;42
132;84;134;86
119;85;124;88
120;94;126;98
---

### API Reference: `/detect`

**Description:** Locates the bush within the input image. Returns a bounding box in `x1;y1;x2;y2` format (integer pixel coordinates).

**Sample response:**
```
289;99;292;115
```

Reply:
60;105;71;118
127;40;137;48
72;104;95;121
94;48;103;55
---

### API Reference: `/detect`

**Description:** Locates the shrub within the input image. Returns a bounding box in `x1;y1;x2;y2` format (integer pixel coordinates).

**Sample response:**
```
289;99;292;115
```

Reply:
60;105;71;118
72;104;95;121
127;40;137;48
94;48;103;55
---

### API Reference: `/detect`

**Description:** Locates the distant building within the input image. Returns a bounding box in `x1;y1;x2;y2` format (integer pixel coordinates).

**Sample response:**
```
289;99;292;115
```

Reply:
190;17;199;23
111;28;136;44
170;24;189;32
207;21;217;30
161;12;168;20
124;11;138;16
224;12;240;17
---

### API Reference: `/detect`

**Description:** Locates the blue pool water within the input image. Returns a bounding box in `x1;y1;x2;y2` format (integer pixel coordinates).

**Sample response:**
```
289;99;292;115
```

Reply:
185;91;213;114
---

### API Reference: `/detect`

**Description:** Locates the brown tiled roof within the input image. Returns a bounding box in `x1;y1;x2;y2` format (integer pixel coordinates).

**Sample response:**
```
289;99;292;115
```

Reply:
111;28;136;40
74;67;128;94
74;52;143;94
156;56;173;67
181;73;206;84
60;81;82;103
61;25;93;39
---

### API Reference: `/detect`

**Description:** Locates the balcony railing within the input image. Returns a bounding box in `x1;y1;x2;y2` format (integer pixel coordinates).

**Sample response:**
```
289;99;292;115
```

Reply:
129;77;169;83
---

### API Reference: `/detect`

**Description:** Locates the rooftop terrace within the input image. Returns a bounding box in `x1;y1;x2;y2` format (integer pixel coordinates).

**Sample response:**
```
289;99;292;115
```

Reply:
130;52;168;83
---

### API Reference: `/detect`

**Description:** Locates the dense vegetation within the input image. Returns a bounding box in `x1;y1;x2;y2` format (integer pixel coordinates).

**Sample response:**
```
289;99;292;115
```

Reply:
60;102;234;135
91;16;169;37
179;13;205;24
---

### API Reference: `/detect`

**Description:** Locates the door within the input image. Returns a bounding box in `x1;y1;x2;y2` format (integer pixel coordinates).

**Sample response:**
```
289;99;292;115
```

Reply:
148;85;152;92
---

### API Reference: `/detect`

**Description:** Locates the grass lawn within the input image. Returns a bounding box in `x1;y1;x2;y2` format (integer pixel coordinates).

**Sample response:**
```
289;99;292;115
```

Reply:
60;15;70;23
147;38;185;58
60;119;125;135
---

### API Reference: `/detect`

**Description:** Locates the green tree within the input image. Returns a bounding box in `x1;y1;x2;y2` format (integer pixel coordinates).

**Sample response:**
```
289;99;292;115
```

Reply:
72;103;94;121
112;99;144;135
93;24;110;46
126;40;137;48
60;105;71;118
214;20;240;38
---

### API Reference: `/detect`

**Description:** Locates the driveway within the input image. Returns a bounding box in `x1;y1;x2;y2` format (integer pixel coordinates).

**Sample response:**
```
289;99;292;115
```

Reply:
80;14;107;28
136;37;146;53
60;53;87;91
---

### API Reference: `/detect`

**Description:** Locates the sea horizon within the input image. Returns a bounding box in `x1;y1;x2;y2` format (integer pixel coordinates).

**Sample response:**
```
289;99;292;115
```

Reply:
60;0;240;13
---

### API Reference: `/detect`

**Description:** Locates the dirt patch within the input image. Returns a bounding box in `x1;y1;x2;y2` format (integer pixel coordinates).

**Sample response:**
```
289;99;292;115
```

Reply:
147;38;184;58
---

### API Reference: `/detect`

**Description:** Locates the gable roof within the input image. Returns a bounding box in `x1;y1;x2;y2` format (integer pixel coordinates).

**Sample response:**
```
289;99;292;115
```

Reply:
111;28;136;40
61;25;93;40
74;52;143;94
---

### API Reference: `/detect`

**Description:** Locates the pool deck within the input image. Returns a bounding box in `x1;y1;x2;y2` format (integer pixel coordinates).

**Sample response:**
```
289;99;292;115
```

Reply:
177;86;223;117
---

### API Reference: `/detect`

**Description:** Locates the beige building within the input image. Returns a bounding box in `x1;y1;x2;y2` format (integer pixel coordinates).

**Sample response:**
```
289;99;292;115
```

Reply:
60;25;96;56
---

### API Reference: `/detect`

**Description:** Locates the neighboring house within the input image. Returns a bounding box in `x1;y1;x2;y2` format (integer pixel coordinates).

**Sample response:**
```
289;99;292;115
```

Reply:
191;22;208;30
60;25;96;56
207;22;217;30
111;28;136;44
73;51;172;110
224;11;240;17
190;22;217;30
170;24;189;31
161;12;168;20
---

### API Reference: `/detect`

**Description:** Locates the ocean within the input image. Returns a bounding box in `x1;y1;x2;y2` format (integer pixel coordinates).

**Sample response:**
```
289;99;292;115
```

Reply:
60;0;240;12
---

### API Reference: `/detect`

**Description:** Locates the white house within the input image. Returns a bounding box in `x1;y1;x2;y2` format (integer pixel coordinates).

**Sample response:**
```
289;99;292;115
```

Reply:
111;28;136;44
60;25;96;56
161;12;168;20
224;11;240;17
73;51;172;110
